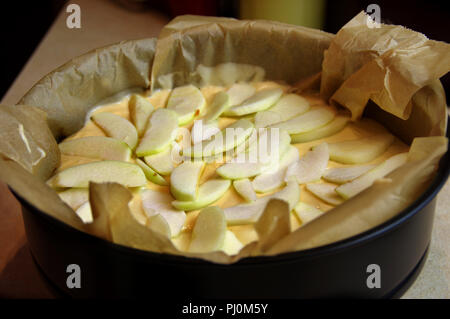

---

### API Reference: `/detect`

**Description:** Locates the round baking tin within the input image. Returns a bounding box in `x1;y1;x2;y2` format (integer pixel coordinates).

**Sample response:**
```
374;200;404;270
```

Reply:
13;119;449;298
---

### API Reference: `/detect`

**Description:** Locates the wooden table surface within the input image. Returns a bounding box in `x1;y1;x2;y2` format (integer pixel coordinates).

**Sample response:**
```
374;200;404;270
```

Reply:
0;0;448;299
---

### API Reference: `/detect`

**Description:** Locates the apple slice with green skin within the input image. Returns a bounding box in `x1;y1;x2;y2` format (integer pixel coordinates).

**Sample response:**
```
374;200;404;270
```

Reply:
183;119;254;158
135;158;168;186
147;214;171;238
226;83;256;107
59;136;131;161
290;114;350;143
328;133;395;164
190;120;220;145
223;88;283;116
136;109;179;157
285;142;329;184
144;145;174;176
217;129;291;179
254;94;310;128
48;161;146;188
75;201;93;223
189;206;227;253
170;160;205;201
233;179;257;202
269;106;336;134
141;189;186;237
220;230;243;255
128;94;154;136
91;112;138;149
167;84;206;125
224;179;299;225
252;146;299;193
202;91;230;123
171;179;231;211
293;202;323;225
323;164;376;184
305;183;344;206
336;152;408;199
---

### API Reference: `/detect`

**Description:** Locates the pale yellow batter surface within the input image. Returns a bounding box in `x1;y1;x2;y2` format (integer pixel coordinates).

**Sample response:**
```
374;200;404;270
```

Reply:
54;82;409;251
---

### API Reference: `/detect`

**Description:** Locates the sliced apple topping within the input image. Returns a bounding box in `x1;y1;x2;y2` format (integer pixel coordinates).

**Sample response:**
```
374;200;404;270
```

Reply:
226;83;256;107
58;188;89;209
269;106;336;135
323;164;376;184
75;201;93;223
290;114;350;143
217;129;291;179
135;158;168;186
167;84;206;125
147;214;171;238
190;120;220;145
201;91;230;123
170;160;205;201
172;179;231;211
141;189;186;237
328;133;395;164
254;94;310;128
305;183;344;206
128;94;154;136
336;152;408;199
224;179;300;225
293;202;324;225
285;142;329;184
233;178;257;202
252;145;299;193
91;112;138;149
220;230;244;255
136;109;179;157
144;145;175;176
183;119;254;158
223;88;283;116
189;206;227;253
48;161;146;188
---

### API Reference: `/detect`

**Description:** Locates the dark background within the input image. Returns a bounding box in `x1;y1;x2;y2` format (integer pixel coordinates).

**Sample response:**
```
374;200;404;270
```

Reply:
0;0;448;102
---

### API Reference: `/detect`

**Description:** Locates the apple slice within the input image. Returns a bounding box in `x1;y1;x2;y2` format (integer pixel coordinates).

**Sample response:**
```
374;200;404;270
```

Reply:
144;145;175;176
75;201;93;223
269;106;336;134
58;188;89;209
189;206;227;253
202;91;230;123
223;88;283;116
91;112;138;149
183;119;254;158
285;142;329;184
323;164;376;184
128;94;154;136
293;202;324;225
328;133;395;164
48;161;146;188
233;179;257;202
220;230;244;255
226;83;256;107
190;120;220;145
305;183;344;206
170;160;205;201
135;158;168;186
336;152;408;199
167;84;206;125
136;109;179;157
59;136;131;161
252;146;299;193
217;129;291;179
254;94;310;128
147;214;171;238
141;189;186;237
290;114;350;143
224;180;300;225
171;179;231;211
